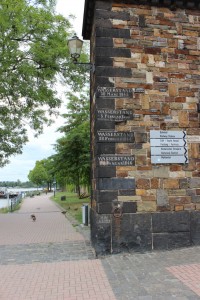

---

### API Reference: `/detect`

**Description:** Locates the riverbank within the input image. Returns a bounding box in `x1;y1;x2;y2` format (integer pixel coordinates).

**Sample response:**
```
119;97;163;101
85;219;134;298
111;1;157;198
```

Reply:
0;188;43;209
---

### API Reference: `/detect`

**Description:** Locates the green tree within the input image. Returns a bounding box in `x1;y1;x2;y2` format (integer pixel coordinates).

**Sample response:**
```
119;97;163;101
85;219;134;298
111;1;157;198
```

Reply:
0;0;88;166
40;157;55;191
28;161;48;187
52;90;90;196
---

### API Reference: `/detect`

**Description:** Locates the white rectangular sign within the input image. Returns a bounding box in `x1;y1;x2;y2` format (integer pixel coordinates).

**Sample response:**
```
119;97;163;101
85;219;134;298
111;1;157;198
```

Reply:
151;147;187;156
151;156;187;164
150;130;186;139
151;139;185;147
150;130;188;164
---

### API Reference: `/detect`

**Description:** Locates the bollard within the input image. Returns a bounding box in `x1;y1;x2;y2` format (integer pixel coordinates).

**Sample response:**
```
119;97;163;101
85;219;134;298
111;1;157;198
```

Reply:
82;204;89;226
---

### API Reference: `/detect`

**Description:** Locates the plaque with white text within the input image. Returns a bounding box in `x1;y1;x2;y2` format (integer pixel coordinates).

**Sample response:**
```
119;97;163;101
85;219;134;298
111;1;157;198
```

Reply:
97;109;133;122
97;131;134;143
96;87;133;98
97;155;135;166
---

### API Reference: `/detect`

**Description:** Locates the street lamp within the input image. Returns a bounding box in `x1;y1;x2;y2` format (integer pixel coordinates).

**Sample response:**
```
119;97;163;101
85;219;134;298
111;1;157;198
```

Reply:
53;180;56;198
67;35;95;73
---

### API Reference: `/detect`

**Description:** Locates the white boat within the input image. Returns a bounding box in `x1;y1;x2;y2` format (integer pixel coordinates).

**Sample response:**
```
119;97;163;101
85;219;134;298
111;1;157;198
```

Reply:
0;187;7;199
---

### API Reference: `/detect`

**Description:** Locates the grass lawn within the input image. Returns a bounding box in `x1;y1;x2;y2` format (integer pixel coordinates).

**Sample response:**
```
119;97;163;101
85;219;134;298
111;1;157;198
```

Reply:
0;207;10;213
51;191;90;224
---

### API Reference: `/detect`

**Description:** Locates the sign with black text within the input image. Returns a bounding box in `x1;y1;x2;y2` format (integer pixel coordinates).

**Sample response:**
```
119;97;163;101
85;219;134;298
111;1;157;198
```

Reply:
150;130;188;164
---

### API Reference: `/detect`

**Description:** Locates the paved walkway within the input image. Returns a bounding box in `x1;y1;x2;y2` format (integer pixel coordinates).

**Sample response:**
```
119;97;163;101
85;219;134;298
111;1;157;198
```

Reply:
0;194;115;300
0;194;200;299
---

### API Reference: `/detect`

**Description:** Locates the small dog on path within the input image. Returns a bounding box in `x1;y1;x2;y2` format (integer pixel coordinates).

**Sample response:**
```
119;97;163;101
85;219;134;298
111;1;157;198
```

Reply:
30;214;36;221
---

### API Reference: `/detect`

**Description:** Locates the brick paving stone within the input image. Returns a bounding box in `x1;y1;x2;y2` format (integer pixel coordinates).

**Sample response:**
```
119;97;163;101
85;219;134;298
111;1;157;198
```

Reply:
0;241;95;264
0;194;84;245
0;194;116;300
0;260;116;300
1;194;200;299
101;247;200;300
167;264;200;297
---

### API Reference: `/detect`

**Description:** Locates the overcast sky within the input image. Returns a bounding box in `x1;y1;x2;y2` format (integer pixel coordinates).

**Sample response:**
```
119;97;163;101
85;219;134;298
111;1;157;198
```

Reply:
0;0;85;182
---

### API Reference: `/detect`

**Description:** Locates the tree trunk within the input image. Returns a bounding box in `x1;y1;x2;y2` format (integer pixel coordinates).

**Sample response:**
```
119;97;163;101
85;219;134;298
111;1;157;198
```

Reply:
77;175;80;198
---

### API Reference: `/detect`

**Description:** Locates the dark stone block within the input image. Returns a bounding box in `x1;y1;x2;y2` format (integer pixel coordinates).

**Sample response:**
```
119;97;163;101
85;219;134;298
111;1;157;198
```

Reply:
96;67;132;77
189;178;200;188
152;211;190;233
95;19;113;29
144;47;161;54
96;28;130;39
98;178;135;190
96;10;130;21
123;202;137;213
191;195;200;203
90;208;198;255
134;132;147;143
153;232;191;250
95;120;115;130
132;143;143;149
98;202;112;214
96;56;113;66
157;206;171;212
186;189;196;196
95;77;114;87
95;166;116;178
139;15;146;27
96;38;113;47
128;213;152;233
95;2;112;10
111;213;152;253
96;143;115;155
180;178;189;188
96;190;118;203
96;98;115;109
119;189;136;196
191;211;200;245
96;47;131;58
90;209;111;255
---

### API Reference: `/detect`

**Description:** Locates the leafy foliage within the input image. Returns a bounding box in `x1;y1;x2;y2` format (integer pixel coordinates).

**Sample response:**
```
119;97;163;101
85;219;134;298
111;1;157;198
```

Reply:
28;160;48;186
52;90;90;195
0;180;35;188
28;157;56;190
0;0;88;166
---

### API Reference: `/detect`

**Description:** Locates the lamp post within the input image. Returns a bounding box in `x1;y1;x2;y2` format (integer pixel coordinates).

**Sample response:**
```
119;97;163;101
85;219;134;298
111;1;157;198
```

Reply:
67;35;95;73
53;180;56;198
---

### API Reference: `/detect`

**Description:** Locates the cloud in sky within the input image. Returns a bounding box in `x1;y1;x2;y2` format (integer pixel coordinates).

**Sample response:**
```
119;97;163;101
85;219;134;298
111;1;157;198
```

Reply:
0;118;64;182
56;0;84;37
0;0;85;182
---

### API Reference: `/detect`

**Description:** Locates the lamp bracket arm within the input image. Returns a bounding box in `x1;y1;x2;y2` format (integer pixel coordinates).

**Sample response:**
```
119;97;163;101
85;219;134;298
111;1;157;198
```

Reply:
74;61;95;73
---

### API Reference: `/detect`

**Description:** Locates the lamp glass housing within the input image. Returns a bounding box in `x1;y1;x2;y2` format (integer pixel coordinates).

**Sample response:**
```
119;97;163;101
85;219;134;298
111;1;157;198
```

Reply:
68;35;83;60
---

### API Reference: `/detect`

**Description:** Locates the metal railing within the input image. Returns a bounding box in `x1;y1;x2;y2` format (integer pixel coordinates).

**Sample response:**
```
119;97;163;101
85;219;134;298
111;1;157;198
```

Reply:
10;193;23;212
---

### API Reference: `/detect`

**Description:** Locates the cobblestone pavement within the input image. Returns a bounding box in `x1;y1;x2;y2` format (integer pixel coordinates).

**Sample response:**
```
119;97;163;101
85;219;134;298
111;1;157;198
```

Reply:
0;194;200;299
101;246;200;300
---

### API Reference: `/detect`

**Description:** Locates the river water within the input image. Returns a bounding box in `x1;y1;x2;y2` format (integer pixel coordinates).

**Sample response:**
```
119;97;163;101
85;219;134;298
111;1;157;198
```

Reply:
0;188;42;209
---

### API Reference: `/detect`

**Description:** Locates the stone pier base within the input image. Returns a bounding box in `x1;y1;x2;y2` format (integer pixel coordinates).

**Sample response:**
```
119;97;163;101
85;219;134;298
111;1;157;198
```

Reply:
91;209;200;255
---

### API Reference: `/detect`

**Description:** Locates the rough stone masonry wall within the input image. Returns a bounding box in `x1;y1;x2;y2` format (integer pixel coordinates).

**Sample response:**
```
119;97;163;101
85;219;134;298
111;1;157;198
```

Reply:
90;1;200;254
